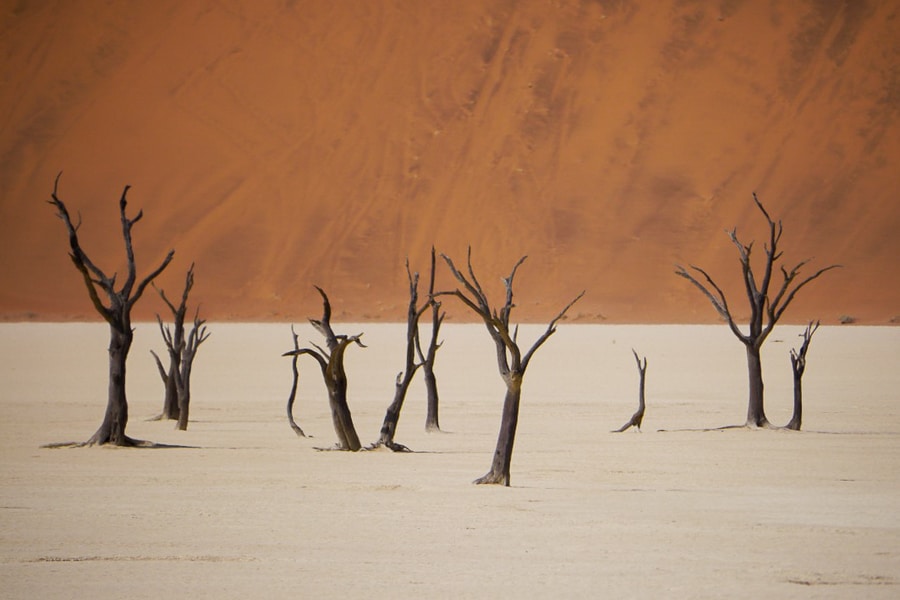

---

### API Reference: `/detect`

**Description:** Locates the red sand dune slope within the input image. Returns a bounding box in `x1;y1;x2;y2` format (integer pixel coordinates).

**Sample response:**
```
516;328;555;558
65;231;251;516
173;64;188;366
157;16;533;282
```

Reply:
1;1;898;323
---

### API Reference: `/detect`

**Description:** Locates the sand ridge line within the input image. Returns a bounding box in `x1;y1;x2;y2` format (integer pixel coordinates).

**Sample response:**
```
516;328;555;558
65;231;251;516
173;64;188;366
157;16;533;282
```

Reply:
786;573;896;587
26;554;256;563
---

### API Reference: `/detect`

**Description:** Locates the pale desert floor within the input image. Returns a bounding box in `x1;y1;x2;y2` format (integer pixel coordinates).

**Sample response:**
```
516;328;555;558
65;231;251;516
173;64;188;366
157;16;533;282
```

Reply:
1;322;898;598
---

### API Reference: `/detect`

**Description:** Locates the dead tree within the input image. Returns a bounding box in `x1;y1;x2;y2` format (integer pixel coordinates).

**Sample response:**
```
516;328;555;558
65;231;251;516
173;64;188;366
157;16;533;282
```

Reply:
283;287;364;451
785;321;819;431
675;194;839;428
153;309;209;431
373;260;429;451
422;247;445;432
613;350;647;432
47;173;174;446
150;264;195;421
285;325;307;437
176;312;208;430
439;249;583;486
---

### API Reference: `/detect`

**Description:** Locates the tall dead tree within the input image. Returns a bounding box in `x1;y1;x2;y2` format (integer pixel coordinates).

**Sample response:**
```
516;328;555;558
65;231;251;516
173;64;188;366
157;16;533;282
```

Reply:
785;321;819;431
153;308;209;431
613;350;647;433
439;249;583;486
48;173;174;446
373;249;445;449
150;264;195;422
283;287;364;451
422;248;445;433
373;260;429;451
676;194;839;428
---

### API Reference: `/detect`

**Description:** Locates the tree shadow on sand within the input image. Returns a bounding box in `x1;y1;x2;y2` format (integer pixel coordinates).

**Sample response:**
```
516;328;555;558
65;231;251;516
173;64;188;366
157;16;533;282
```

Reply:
41;438;199;449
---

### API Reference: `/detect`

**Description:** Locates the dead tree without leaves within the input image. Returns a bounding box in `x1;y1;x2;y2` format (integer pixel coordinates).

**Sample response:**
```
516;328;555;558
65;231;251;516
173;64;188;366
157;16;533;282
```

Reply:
438;249;584;486
675;193;839;428
283;287;364;451
285;325;307;437
46;173;174;446
150;263;206;425
422;248;446;433
373;250;444;451
151;275;209;432
785;321;819;431
613;350;647;432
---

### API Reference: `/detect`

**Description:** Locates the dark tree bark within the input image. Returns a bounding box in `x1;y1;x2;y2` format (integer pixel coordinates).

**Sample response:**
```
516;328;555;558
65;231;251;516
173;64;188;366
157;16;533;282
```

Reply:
154;308;209;431
421;247;446;432
175;312;208;431
150;264;195;422
283;287;364;451
438;249;583;486
613;350;647;432
785;321;819;431
373;260;427;451
675;194;839;428
47;173;174;446
374;249;446;449
285;325;307;437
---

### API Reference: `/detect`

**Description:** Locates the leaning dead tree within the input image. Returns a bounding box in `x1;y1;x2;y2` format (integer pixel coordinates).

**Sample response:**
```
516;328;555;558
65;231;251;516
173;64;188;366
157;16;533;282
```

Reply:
785;321;819;431
439;249;583;486
675;194;839;428
152;307;209;431
283;287;364;451
150;264;196;422
613;350;647;432
47;173;174;446
372;260;430;451
372;249;445;449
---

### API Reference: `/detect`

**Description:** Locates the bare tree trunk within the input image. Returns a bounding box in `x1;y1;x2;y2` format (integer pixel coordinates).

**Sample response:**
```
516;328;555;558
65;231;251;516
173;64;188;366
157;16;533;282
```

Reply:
423;360;440;432
161;363;180;420
149;349;179;421
785;321;819;431
376;373;414;451
325;358;361;451
745;344;769;427
474;378;521;486
285;326;306;437
87;324;133;445
176;365;191;431
787;369;803;431
422;248;444;432
174;316;208;431
374;262;423;451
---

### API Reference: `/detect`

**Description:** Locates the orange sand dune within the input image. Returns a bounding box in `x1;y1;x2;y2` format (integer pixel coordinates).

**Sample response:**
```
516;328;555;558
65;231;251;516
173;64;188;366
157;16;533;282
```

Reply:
1;1;898;324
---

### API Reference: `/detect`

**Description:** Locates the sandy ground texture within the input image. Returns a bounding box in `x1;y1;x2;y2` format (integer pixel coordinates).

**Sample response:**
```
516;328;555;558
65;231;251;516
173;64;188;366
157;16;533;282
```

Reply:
1;322;898;598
